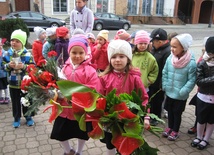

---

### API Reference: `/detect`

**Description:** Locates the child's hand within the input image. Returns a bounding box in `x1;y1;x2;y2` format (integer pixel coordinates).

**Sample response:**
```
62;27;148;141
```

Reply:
15;62;24;70
97;44;101;49
9;61;16;68
144;118;150;130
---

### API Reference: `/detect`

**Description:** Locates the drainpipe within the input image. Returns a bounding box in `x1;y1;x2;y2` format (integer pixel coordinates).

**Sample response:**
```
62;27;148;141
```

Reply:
208;0;214;28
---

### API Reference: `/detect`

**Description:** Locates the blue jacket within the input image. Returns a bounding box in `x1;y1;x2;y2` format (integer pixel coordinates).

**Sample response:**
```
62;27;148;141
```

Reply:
3;48;34;88
162;53;197;100
0;49;7;78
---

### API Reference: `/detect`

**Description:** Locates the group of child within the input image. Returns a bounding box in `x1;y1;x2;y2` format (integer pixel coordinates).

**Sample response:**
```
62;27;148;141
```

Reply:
0;25;214;154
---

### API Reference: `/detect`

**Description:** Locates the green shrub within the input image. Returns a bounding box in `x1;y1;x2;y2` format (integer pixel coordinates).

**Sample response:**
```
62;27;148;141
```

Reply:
0;18;30;47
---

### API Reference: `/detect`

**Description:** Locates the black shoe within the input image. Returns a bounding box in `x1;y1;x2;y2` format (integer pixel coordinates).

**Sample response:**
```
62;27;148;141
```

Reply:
197;140;209;150
188;127;197;134
191;138;201;147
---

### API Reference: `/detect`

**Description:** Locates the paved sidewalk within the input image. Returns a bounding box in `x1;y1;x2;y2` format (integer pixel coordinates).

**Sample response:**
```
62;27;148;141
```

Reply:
1;24;214;155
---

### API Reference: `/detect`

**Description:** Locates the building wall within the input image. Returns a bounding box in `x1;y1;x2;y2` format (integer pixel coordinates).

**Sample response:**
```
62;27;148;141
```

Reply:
0;0;10;15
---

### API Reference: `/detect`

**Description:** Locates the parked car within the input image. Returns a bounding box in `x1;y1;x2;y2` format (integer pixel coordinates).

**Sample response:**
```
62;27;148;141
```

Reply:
2;11;66;30
93;13;131;31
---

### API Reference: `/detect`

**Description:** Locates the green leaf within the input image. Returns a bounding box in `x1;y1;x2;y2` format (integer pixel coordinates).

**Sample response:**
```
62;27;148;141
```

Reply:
79;113;86;131
57;80;93;100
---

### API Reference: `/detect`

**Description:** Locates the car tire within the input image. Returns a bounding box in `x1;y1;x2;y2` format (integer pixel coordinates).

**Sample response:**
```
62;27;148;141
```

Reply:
122;23;130;30
95;23;103;31
50;22;59;27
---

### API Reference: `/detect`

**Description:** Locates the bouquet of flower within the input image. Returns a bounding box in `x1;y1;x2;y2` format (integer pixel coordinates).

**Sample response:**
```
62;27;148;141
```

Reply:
21;51;59;116
43;80;164;155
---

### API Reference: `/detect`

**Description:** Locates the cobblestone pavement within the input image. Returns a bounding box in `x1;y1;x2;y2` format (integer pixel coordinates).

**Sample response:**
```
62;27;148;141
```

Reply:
1;24;214;155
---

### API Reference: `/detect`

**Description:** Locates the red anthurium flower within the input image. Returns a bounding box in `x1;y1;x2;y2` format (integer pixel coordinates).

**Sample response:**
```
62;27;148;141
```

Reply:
48;50;57;58
43;99;63;123
112;133;144;155
37;59;46;67
21;78;32;91
96;98;106;110
88;121;104;139
112;102;136;119
72;92;100;114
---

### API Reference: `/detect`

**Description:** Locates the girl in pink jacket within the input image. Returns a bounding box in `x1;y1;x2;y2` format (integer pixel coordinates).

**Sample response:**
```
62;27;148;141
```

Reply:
50;35;102;155
99;39;149;155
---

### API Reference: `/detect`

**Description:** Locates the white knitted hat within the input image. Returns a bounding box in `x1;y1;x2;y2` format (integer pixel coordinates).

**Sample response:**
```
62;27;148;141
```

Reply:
107;39;132;62
46;27;57;37
34;26;45;38
175;33;193;51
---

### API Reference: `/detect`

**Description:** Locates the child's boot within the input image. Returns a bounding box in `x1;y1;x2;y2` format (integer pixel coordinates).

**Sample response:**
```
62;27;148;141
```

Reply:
25;116;34;126
13;118;21;128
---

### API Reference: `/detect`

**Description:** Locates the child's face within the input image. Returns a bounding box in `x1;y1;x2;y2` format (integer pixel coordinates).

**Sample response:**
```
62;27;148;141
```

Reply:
96;36;106;45
10;39;23;51
76;0;86;8
137;43;148;52
69;46;86;65
39;32;46;40
88;38;95;43
170;38;184;57
110;54;128;72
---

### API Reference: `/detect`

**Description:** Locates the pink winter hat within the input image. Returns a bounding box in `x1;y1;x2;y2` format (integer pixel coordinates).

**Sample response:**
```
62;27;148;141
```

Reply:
115;29;131;41
134;30;151;45
68;35;88;54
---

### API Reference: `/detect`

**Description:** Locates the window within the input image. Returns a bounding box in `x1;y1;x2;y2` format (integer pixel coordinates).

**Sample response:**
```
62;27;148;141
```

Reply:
156;0;164;15
142;0;151;15
128;0;138;15
97;0;108;13
53;0;67;13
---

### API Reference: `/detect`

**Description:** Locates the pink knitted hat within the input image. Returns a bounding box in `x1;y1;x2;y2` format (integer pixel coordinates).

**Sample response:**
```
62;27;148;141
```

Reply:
115;29;131;41
134;30;150;45
68;35;88;54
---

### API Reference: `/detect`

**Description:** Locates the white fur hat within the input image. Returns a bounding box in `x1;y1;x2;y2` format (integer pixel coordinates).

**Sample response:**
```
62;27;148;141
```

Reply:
175;33;193;51
34;26;45;38
46;27;57;37
107;39;132;62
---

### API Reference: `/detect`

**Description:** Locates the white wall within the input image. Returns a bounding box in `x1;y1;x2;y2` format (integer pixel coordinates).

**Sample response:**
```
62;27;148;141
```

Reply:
164;0;175;17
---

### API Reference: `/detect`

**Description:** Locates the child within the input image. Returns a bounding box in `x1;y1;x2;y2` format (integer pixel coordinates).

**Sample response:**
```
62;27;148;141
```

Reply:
55;26;70;65
114;29;131;41
190;36;214;150
162;33;196;141
50;35;102;155
3;29;35;128
132;30;159;91
91;30;109;72
0;38;9;104
99;39;150;155
32;26;46;66
86;32;96;50
42;27;57;59
148;28;171;125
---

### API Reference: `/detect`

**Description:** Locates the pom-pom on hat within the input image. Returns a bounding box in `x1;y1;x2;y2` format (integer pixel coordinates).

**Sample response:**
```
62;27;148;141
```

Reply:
87;33;95;40
72;28;85;36
116;29;131;41
97;30;109;41
68;35;88;54
150;28;167;41
46;27;57;37
56;26;69;37
174;33;193;51
205;36;214;54
11;29;27;46
134;30;150;45
34;26;46;38
107;39;132;62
